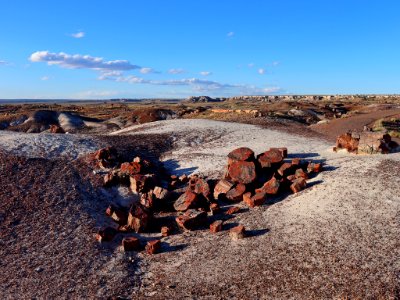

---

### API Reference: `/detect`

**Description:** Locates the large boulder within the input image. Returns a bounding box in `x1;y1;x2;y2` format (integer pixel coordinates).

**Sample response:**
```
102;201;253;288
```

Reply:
226;161;256;184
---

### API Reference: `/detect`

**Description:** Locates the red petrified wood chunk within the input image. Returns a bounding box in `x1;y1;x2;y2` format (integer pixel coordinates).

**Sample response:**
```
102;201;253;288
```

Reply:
209;202;220;215
227;161;256;184
188;177;211;200
227;147;255;162
295;168;308;179
175;209;207;230
105;205;128;225
307;162;322;173
259;177;280;195
244;192;266;207
225;183;246;202
161;226;171;237
210;220;223;233
277;162;293;177
127;203;151;233
257;148;284;168
173;190;199;211
226;206;241;215
96;227;117;242
213;179;234;200
122;237;140;251
230;225;246;240
270;147;288;158
290;178;307;193
120;162;141;176
145;240;161;255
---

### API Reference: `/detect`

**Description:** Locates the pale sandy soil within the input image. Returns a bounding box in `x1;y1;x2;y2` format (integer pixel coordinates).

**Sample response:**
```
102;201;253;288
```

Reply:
114;119;400;299
0;119;399;299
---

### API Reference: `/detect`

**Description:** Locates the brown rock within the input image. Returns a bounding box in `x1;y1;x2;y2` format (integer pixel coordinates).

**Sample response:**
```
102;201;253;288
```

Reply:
227;147;255;162
225;183;246;202
230;225;246;240
127;204;151;233
257;148;283;168
295;168;308;179
105;205;128;225
49;124;65;134
244;192;266;207
209;203;220;215
290;178;307;193
188;177;211;200
95;227;117;242
179;174;188;183
120;162;141;176
139;191;154;209
286;174;297;182
307;162;322;173
227;161;256;184
175;209;207;230
95;147;117;161
145;240;161;255
213;179;234;200
291;158;301;166
226;206;241;215
173;190;199;211
103;171;119;187
270;147;288;158
335;132;359;153
130;174;152;193
153;186;171;201
277;162;293;177
122;237;140;251
259;177;280;195
161;226;171;237
210;220;223;233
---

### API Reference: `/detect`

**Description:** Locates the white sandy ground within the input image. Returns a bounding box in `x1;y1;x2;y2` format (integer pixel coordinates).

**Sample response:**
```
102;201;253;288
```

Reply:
112;119;400;298
1;119;399;298
0;131;100;159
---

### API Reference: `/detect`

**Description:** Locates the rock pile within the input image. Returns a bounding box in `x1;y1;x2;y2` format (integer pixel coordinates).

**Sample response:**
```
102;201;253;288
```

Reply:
334;131;399;154
92;146;323;254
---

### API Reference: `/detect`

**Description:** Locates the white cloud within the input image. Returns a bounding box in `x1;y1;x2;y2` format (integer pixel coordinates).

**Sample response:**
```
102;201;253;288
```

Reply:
258;68;266;75
227;31;235;38
168;68;185;74
29;51;141;71
41;76;49;81
77;90;120;98
199;71;212;76
0;60;7;65
140;67;159;74
70;31;85;38
100;72;281;95
248;63;255;68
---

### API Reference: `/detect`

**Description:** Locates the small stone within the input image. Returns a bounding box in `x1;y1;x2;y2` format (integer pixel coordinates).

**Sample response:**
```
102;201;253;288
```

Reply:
122;237;140;252
227;147;255;162
290;178;307;193
173;190;199;211
259;177;280;195
96;227;117;242
230;225;246;240
213;179;234;200
35;267;44;273
161;226;171;237
226;206;240;215
277;162;293;177
145;240;161;255
127;204;151;233
175;209;207;230
244;192;266;207
295;168;308;179
307;162;322;173
209;203;220;215
120;162;141;176
105;205;128;225
210;220;223;233
225;183;246;202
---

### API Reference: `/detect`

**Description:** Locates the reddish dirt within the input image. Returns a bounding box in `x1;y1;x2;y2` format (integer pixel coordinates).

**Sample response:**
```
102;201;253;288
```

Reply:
310;108;400;142
0;134;173;299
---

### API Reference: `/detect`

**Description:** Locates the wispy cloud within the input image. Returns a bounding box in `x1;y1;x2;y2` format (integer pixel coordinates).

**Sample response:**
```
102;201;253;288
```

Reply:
271;61;280;66
227;31;235;38
258;68;266;75
248;63;255;68
70;31;85;38
140;67;159;74
29;51;141;71
0;60;11;66
199;71;212;76
168;68;185;74
99;72;281;95
41;76;50;81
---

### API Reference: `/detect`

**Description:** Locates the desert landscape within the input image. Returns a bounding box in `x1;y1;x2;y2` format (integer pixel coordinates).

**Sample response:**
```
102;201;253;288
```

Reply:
0;95;399;299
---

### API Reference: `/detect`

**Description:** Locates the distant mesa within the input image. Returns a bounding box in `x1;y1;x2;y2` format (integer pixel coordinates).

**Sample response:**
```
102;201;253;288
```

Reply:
185;96;225;103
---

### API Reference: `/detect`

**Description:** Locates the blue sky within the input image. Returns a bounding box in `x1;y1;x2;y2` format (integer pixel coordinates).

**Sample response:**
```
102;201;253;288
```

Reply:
0;0;400;99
